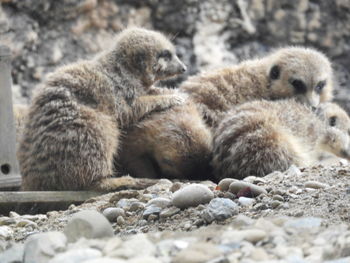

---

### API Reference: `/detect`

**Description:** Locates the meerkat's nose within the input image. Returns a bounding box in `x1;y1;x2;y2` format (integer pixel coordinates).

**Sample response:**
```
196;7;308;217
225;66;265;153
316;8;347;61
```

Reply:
181;64;187;73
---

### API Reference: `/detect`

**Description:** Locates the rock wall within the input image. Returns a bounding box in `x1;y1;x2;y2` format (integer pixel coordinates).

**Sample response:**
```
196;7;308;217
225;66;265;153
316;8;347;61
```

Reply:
1;0;350;111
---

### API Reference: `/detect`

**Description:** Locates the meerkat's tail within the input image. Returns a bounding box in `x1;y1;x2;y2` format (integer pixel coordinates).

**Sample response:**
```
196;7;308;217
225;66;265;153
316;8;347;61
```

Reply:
212;108;306;180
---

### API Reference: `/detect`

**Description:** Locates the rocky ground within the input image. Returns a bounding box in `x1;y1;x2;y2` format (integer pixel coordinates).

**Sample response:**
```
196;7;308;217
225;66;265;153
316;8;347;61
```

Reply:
1;164;350;262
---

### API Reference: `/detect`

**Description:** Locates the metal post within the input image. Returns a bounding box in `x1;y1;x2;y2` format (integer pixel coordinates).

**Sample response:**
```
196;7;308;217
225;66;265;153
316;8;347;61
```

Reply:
0;45;22;189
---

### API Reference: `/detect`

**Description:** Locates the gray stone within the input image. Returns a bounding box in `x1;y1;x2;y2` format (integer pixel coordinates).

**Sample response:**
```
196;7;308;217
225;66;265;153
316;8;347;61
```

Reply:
160;207;181;218
83;258;126;263
0;244;24;263
218;178;238;191
238;197;255;206
116;216;125;225
0;217;16;226
64;210;113;243
16;219;37;228
143;205;162;219
284;217;323;230
23;231;67;263
129;202;145;212
173;243;222;263
102;207;125;222
202;198;238;223
147;197;171;209
229;181;267;197
48;248;102;263
273;195;284;201
0;226;13;240
117;198;139;210
271;200;282;209
305;181;328;189
285;165;301;177
172;184;214;209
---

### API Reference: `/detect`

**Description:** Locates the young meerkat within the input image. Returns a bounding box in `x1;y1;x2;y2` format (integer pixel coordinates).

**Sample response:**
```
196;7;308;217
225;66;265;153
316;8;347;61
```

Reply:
315;102;350;164
17;27;187;191
211;99;350;180
119;47;334;180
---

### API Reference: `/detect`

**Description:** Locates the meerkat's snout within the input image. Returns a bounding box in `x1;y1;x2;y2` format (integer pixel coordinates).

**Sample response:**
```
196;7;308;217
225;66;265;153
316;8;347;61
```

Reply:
156;50;186;79
320;127;350;160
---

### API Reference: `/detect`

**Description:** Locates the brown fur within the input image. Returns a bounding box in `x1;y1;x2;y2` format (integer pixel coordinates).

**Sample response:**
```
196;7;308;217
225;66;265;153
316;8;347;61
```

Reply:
17;27;186;191
13;104;29;142
119;47;334;180
212;100;350;180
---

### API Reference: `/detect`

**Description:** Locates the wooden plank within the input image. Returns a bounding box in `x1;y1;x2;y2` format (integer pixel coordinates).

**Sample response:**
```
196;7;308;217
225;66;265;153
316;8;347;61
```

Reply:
0;45;22;189
0;191;101;204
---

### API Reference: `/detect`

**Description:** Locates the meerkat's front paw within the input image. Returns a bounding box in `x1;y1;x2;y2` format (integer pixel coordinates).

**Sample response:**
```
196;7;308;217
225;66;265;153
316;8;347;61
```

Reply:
166;93;188;107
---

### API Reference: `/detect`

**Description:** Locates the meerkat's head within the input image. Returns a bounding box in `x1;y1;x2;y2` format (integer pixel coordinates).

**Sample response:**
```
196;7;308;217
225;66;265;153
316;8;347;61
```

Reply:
266;47;333;107
108;27;186;87
319;127;350;160
316;102;350;135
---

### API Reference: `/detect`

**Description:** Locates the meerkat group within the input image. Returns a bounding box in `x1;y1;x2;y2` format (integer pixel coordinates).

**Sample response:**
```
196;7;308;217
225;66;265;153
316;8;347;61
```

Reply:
14;27;350;190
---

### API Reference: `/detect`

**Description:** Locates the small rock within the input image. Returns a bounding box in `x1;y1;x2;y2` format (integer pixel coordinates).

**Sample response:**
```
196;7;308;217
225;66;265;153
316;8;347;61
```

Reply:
232;214;254;227
272;195;284;201
183;222;192;231
83;258;125;263
271;200;282;209
170;182;182;193
103;237;122;255
0;217;16;226
0;226;13;240
109;190;140;203
229;181;267;197
147;197;171;209
9;212;20;218
0;244;24;263
117;198;139;210
218;178;238;191
173;243;222;263
16;219;37;228
202;198;238;223
129;202;145;212
102;207;125;222
285;165;301;177
64;210;113;243
143;205;162;219
128;256;162;263
305;181;328;189
230;229;267;243
159;207;180;218
147;214;158;221
238;197;255;206
24;232;67;263
107;234;155;259
116;216;125;225
172;184;214;209
284;217;322;230
48;248;102;263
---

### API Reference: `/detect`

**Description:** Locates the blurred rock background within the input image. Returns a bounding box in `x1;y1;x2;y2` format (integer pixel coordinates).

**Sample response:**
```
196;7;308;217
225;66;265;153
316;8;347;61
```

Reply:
1;0;350;111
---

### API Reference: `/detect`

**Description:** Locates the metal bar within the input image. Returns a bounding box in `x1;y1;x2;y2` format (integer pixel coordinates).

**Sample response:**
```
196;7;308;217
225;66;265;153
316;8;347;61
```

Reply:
0;45;22;189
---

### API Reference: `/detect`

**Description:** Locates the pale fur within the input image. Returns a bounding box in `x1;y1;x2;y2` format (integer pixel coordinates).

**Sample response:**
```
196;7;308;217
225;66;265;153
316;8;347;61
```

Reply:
212;99;350;180
120;47;334;180
17;27;186;191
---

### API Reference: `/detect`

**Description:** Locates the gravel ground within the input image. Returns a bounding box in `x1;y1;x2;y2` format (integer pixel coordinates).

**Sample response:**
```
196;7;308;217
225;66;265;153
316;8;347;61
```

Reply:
1;163;350;262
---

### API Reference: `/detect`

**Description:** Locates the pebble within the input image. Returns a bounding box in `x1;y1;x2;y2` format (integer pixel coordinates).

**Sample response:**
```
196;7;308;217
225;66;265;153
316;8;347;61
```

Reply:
229;181;267;197
238;197;255;206
285;165;302;177
159;207;180;218
0;226;13;240
202;198;238;223
271;200;282;209
0;217;16;226
102;207;125;222
109;190;140;203
170;182;182;193
173;243;222;263
172;184;214;209
227;229;267;243
272;195;284;201
48;248;102;263
129;202;145;212
218;178;238;191
284;217;323;230
106;234;155;259
116;216;125;225
143;205;162;219
23;231;67;263
16;219;37;228
64;210;113;243
0;244;24;263
83;258;126;263
147;197;171;209
305;181;328;189
117;198;139;210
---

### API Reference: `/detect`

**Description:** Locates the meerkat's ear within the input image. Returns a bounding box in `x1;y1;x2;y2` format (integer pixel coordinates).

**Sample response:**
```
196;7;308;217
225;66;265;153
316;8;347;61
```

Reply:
269;65;280;80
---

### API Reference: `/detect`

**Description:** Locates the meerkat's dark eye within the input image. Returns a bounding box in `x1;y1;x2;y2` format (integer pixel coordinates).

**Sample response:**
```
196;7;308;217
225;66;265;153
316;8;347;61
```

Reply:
269;65;280;80
158;50;172;60
290;79;307;94
315;80;326;94
329;116;337;127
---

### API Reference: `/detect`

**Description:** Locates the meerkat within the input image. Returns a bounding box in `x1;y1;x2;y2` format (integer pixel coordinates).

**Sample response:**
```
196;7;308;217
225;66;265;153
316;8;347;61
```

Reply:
119;47;334;180
315;102;350;164
211;99;350;180
17;27;187;191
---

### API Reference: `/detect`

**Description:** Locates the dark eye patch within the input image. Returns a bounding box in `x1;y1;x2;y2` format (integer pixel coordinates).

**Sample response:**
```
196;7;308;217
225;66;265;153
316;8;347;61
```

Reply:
290;79;307;94
269;65;280;80
158;50;172;60
329;116;337;127
315;80;326;94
